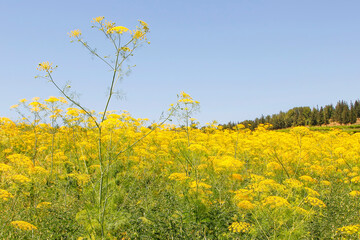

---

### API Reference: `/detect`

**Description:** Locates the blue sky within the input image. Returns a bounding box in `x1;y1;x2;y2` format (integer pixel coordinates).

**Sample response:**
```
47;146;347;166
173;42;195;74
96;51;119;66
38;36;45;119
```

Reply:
1;1;360;125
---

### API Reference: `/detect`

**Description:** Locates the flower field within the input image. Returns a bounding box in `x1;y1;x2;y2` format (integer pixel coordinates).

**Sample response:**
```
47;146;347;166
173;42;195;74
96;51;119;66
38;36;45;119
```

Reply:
2;16;360;239
1;98;360;239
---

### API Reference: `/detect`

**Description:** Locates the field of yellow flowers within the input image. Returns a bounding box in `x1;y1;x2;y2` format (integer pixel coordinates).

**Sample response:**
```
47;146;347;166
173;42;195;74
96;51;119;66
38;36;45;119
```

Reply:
1;97;360;239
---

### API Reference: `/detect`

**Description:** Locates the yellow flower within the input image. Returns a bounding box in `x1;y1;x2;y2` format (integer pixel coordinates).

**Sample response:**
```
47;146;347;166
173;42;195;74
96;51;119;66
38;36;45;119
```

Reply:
284;178;303;189
133;30;145;39
0;163;12;172
337;224;360;235
351;176;360;183
121;47;131;52
11;221;37;231
231;173;243;181
68;29;81;38
92;16;104;23
237;200;256;210
168;172;189;181
320;180;331;186
234;189;254;201
45;96;59;103
37;61;53;72
0;189;14;201
11;174;31;184
304;196;326;208
304;187;320;197
228;221;251;233
349;190;360;197
138;20;149;31
262;196;290;209
107;26;130;34
299;175;317;184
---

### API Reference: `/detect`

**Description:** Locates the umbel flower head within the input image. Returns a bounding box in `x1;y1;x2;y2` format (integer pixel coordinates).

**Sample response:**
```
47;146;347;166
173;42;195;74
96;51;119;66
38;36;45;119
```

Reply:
68;29;81;38
228;221;252;233
107;26;130;34
11;221;37;231
37;62;54;73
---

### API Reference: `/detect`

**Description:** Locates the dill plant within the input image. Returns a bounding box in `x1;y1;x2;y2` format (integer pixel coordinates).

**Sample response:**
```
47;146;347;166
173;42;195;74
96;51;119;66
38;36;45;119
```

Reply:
35;16;172;239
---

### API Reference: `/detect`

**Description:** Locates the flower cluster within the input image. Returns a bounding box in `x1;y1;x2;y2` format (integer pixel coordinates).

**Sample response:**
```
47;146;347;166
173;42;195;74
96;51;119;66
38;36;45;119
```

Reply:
11;221;38;231
228;221;252;233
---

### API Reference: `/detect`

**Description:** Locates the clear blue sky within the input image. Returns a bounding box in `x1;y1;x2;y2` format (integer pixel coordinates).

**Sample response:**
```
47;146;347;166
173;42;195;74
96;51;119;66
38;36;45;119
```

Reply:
1;0;360;125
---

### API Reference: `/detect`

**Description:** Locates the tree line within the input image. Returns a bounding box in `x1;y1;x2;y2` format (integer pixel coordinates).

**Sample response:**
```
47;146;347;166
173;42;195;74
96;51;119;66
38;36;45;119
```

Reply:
220;100;360;130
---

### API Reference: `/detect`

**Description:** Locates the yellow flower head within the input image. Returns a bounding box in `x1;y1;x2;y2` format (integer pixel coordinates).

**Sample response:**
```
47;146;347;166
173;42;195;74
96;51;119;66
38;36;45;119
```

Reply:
133;30;145;40
349;190;360;197
337;224;360;235
304;196;326;208
45;96;59;103
237;200;256;210
228;221;251;233
0;189;14;201
138;20;149;31
121;47;131;52
68;29;81;38
11;221;37;231
262;196;290;209
107;26;130;34
168;172;189;181
37;62;53;72
92;16;104;23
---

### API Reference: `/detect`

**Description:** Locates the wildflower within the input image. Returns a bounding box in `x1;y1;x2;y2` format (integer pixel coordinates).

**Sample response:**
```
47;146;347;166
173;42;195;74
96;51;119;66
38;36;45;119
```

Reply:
29;166;48;174
104;20;115;30
213;156;244;171
68;29;81;38
234;189;254;201
3;148;12;154
228;221;251;233
11;221;37;231
337;224;360;235
121;47;131;52
0;189;14;201
107;26;130;34
0;163;12;172
188;144;208;154
267;161;282;171
92;16;104;23
11;174;31;184
284;178;303;189
133;30;145;39
138;20;149;31
231;173;243;181
349;190;360;197
351;176;360;183
320;180;331;186
168;172;189;181
37;61;53;72
299;175;317;184
304;187;320;197
237;200;256;210
44;96;59;103
262;196;290;209
304;196;326;208
7;154;33;168
190;181;211;189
